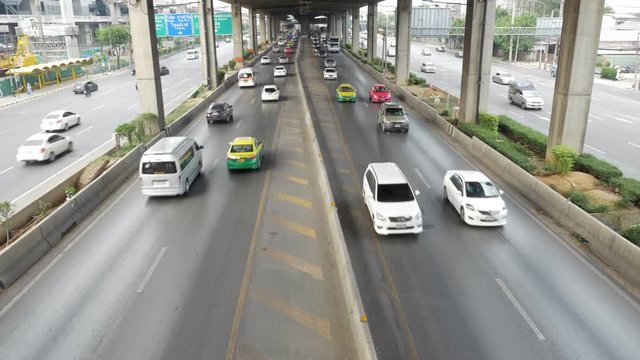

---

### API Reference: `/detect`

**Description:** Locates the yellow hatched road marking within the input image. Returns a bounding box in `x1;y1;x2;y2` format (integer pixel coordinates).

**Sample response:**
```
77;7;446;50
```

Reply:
272;192;312;209
275;173;309;186
287;160;307;168
261;247;323;280
270;214;316;239
237;343;271;360
249;287;332;340
282;125;302;132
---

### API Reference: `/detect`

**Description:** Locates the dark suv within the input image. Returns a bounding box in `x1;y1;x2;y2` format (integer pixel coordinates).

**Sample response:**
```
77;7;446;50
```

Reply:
206;102;233;123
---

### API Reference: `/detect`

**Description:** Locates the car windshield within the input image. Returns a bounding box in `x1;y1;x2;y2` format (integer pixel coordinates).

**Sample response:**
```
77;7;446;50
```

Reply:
45;114;60;119
385;108;404;116
24;139;43;146
522;91;539;97
377;184;415;202
75;82;85;87
373;86;386;92
501;73;512;77
231;144;253;153
210;104;225;110
262;57;269;60
141;161;177;175
339;87;353;92
325;69;335;73
465;181;500;198
264;88;277;93
239;73;252;79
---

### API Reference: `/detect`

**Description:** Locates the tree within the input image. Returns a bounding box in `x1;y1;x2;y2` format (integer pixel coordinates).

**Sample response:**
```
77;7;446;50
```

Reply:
0;201;15;246
493;9;537;58
95;25;131;68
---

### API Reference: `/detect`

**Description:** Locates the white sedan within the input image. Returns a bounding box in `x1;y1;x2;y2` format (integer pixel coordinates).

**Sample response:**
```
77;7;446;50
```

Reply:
421;48;432;56
273;65;287;77
278;56;289;64
260;56;271;65
323;67;337;80
261;85;280;101
443;170;508;226
40;110;81;132
420;62;436;73
17;133;73;163
492;72;515;85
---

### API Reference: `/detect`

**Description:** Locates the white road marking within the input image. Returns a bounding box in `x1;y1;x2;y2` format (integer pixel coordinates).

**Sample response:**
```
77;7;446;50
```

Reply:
165;85;200;108
251;97;256;104
364;102;369;107
585;144;605;154
92;105;105;111
619;113;638;122
414;168;430;189
536;115;550;121
509;111;524;119
76;126;93;136
235;119;244;129
0;166;14;175
136;247;168;293
211;158;219;169
628;141;640;149
128;103;137;109
0;180;138;319
602;113;633;124
496;278;546;341
589;114;603;120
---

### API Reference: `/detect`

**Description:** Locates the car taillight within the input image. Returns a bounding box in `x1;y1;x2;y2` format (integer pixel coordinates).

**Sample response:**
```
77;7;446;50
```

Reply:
248;155;256;159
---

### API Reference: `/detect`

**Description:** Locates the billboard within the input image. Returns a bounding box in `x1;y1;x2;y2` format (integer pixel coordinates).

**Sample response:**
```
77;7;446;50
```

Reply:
155;12;232;37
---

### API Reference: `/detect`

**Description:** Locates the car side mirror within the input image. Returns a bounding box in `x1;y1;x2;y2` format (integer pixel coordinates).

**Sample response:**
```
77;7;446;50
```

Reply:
499;189;504;195
197;145;204;150
414;190;420;196
229;142;233;146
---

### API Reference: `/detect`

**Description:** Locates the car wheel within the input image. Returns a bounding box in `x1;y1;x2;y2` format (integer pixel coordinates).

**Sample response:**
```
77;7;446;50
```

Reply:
508;97;513;104
521;102;526;110
443;187;448;202
184;179;190;195
49;152;56;162
68;142;73;152
460;207;466;224
64;123;69;131
77;117;81;126
198;161;202;175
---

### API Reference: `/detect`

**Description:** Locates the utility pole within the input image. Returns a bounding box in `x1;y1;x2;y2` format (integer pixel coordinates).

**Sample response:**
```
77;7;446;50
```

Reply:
508;0;516;63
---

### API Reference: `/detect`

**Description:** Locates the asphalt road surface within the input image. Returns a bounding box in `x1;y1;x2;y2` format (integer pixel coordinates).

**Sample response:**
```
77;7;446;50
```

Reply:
0;42;235;204
376;36;640;180
0;46;356;359
303;38;640;360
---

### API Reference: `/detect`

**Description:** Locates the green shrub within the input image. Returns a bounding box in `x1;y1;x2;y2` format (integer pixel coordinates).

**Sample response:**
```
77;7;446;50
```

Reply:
440;109;450;117
227;59;236;69
601;67;618;80
408;72;426;85
567;190;609;213
573;153;623;184
217;69;225;84
621;225;640;246
115;123;136;144
611;177;640;207
458;122;536;173
497;115;548;156
371;64;383;73
386;62;395;74
551;145;578;174
345;43;352;50
479;112;499;133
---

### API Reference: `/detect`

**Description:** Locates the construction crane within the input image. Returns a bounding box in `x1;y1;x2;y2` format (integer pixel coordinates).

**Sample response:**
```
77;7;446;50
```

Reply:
0;35;39;76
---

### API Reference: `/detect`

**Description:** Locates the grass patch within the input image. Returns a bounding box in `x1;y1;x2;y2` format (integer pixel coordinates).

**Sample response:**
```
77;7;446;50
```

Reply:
165;98;201;125
497;115;548;156
574;153;623;184
567;189;609;213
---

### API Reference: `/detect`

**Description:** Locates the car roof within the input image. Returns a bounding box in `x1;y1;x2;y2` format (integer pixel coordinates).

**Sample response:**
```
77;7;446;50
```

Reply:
368;162;407;184
338;83;354;88
145;137;193;155
372;84;385;88
46;110;68;116
274;65;285;68
454;170;491;182
231;137;255;145
27;133;57;141
382;102;401;108
325;67;336;71
263;85;277;89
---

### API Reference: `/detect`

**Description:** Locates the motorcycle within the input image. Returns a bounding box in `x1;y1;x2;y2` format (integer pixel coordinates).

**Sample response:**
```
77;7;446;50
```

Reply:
131;68;136;76
84;89;91;97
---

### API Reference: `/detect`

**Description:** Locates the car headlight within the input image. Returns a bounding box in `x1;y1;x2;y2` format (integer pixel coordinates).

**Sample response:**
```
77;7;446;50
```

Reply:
465;203;475;211
375;212;386;222
415;212;422;221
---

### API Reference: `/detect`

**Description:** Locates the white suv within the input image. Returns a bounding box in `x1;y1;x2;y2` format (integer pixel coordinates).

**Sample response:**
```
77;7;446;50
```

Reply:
363;163;422;235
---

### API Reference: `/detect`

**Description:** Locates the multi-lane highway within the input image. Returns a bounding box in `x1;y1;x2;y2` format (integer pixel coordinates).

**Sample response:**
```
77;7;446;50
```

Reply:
301;38;640;359
376;37;640;179
0;45;356;359
0;41;236;205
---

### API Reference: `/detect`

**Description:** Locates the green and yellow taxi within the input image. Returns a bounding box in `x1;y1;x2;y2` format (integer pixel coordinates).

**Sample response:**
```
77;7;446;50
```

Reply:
336;83;357;102
226;137;264;170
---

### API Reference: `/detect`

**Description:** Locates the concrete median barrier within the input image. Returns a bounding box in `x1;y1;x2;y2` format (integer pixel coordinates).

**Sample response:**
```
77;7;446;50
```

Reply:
0;227;50;289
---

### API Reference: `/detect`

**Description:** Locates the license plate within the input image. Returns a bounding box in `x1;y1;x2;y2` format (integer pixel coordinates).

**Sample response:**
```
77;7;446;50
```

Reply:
394;124;401;127
238;159;245;163
396;223;407;228
152;180;168;186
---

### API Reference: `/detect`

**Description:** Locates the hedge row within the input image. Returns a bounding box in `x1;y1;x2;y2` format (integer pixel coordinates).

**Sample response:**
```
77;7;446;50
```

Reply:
497;115;548;156
610;177;640;207
573;153;623;184
622;225;640;246
458;122;536;173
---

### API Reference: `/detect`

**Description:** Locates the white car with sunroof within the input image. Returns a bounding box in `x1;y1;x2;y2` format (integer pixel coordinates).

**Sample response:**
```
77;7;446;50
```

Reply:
443;170;507;226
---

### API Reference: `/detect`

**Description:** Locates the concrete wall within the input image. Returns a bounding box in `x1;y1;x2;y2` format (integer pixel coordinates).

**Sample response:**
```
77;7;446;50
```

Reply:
342;48;640;289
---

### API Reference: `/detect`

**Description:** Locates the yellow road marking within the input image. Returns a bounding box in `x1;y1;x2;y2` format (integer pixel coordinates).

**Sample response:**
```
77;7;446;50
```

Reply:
282;118;301;124
336;168;350;174
283;146;305;154
261;247;323;280
287;160;307;168
250;287;332;340
331;153;344;159
237;343;271;360
320;122;335;128
270;214;316;239
276;173;309;186
282;125;302;132
272;192;312;209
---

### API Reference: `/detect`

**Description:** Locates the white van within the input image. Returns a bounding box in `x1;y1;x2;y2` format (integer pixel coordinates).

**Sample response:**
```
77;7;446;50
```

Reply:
362;162;422;235
186;49;199;60
140;137;203;197
238;67;256;88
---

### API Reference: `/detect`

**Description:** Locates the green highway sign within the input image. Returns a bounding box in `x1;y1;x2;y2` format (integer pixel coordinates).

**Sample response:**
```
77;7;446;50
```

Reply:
214;12;232;35
155;14;167;37
193;13;200;36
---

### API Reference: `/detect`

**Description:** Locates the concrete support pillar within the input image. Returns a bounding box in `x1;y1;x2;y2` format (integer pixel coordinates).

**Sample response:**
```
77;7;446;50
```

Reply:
547;0;605;159
199;0;218;89
367;2;377;63
259;12;267;46
352;7;360;53
341;12;347;44
128;0;165;131
60;0;80;58
395;0;411;85
264;14;271;43
459;0;496;123
231;0;243;65
248;7;257;54
110;2;118;25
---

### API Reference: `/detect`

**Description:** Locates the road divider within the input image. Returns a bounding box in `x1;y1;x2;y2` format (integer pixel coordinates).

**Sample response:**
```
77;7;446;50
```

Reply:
0;45;274;290
342;47;640;290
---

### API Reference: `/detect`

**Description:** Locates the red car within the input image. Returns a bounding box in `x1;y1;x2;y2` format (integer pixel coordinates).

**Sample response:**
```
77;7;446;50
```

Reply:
369;84;392;103
284;47;293;55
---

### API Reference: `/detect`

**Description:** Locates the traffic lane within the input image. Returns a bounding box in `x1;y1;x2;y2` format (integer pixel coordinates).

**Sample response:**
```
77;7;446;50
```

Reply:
0;71;285;359
328;51;640;359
